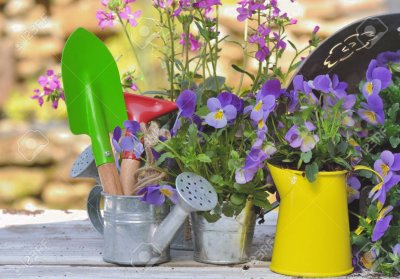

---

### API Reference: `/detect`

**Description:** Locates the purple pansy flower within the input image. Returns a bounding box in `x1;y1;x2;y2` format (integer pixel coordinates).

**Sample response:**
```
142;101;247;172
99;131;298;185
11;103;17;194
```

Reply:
180;33;201;52
235;147;267;184
205;98;237;128
120;134;144;158
245;80;277;123
123;120;141;135
96;10;115;30
260;78;282;98
284;122;320;153
366;59;392;90
119;6;142;27
374;150;400;181
376;50;400;66
358;95;385;125
217;92;244;113
362;79;381;99
347;175;361;203
137;184;178;205
372;205;393;242
172;90;197;135
112;126;123;153
392;244;400;257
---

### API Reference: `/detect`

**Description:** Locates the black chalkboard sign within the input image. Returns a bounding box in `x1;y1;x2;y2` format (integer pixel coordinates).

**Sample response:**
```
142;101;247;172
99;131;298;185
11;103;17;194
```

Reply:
294;13;400;92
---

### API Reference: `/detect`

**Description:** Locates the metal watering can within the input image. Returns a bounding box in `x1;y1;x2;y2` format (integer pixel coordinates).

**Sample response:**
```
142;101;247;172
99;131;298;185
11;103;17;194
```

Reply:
71;146;217;265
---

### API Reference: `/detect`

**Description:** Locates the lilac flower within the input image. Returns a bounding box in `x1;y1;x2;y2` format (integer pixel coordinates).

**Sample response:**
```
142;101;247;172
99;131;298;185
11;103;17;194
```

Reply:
119;6;142;27
194;0;221;9
205;98;237;128
172;90;197;135
217;92;244;113
358;95;385;125
372;205;393;242
347;175;361;203
235;148;267;184
153;0;173;8
255;46;270;62
287;90;299;113
273;32;286;50
284;122;320;152
96;10;115;30
236;0;266;22
32;70;64;109
366;59;392;90
180;33;201;52
312;25;320;34
38;70;62;93
137;185;178;205
31;89;44;107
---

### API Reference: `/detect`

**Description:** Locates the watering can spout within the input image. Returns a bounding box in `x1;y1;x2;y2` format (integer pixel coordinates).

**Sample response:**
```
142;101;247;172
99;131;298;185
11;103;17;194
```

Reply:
132;172;218;264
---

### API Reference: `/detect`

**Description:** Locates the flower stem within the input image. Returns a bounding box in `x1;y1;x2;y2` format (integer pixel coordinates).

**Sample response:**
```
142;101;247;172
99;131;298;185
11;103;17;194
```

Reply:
166;12;176;100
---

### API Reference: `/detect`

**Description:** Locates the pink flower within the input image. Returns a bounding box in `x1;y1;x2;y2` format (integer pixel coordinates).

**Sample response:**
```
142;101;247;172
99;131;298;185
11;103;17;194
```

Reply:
31;89;44;107
119;6;142;27
180;33;201;51
38;70;62;93
96;10;115;30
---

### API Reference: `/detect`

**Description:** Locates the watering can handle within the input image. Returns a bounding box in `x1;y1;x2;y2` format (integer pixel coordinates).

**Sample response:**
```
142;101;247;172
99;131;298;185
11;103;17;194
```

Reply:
87;185;104;235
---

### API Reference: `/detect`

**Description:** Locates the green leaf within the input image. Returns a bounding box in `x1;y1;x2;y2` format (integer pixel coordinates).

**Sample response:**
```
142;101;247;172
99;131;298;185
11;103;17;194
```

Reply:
197;154;212;163
201;211;221;223
210;175;224;186
288;40;297;51
300;151;312;163
230;193;246;206
305;162;319;182
388;103;399;119
231;64;255;81
333;157;351;169
389;136;400;148
337;141;348;155
156;152;175;166
200;76;226;92
367;204;378;220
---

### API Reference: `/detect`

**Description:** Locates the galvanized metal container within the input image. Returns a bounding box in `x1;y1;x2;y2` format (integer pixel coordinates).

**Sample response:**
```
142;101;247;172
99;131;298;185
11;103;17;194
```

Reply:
170;218;193;250
87;186;170;266
191;204;256;264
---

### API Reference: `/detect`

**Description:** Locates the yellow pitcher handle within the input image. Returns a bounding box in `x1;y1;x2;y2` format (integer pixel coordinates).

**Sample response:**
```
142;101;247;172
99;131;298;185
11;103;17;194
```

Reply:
353;165;384;184
352;165;385;235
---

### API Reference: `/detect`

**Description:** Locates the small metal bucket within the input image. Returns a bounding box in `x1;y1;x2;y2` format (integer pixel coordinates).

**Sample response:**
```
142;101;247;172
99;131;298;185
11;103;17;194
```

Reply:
191;203;256;264
171;217;193;250
87;185;170;266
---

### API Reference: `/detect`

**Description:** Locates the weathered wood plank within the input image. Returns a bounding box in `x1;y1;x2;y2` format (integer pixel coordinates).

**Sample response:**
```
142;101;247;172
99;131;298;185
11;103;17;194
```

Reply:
0;210;276;267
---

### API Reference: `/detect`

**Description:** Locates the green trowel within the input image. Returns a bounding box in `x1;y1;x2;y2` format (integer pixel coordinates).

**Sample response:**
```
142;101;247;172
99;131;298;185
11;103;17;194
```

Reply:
61;28;126;195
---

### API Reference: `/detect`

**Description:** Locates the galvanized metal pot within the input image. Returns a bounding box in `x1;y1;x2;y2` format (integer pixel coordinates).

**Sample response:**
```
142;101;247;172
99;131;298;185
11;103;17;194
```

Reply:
87;185;170;266
191;202;256;264
171;217;193;250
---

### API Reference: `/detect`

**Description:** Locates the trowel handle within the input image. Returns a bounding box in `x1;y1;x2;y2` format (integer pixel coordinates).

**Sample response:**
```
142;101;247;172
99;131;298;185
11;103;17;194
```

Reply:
98;163;123;195
87;185;104;235
151;205;189;254
120;150;141;195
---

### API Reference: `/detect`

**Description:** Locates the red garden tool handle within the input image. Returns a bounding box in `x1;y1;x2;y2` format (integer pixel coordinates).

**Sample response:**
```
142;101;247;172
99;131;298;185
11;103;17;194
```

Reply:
120;93;178;195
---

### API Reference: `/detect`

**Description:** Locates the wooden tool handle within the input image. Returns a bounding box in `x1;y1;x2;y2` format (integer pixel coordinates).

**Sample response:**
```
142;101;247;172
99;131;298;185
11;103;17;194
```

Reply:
120;159;141;195
98;163;123;195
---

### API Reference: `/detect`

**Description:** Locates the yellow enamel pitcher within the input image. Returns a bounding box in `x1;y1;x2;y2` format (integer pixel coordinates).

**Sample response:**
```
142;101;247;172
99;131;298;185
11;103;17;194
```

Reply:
267;164;382;278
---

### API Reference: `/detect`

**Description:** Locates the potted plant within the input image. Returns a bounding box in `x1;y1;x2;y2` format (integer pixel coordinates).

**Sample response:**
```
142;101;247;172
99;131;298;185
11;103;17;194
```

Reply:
31;0;319;265
349;51;400;277
147;0;319;264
